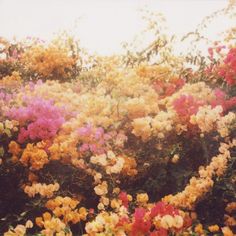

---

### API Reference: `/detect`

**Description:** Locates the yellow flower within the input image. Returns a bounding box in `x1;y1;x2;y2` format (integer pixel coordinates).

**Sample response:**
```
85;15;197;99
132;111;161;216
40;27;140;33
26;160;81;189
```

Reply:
173;215;184;228
195;224;204;234
43;212;52;221
136;193;149;204
222;226;234;236
100;196;110;206
98;203;105;211
112;187;120;194
8;141;21;156
20;143;49;170
132;117;152;141
35;217;44;227
79;207;88;220
94;181;108;196
208;225;219;232
110;199;121;209
25;220;33;228
160;215;175;229
171;154;180;163
127;194;133;201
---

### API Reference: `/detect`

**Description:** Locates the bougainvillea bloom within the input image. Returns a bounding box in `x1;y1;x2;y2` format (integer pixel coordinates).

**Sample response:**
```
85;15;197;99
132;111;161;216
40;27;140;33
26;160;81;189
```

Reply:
211;88;236;112
119;191;129;208
173;94;205;119
150;201;179;218
131;208;151;236
7;97;65;143
218;48;236;85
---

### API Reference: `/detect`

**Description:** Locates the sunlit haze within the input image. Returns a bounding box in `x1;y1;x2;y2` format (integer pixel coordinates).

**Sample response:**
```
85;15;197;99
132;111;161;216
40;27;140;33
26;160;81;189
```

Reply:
0;0;231;55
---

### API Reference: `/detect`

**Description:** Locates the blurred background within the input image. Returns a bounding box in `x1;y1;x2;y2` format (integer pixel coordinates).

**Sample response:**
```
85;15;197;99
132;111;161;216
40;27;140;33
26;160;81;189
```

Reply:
0;0;234;55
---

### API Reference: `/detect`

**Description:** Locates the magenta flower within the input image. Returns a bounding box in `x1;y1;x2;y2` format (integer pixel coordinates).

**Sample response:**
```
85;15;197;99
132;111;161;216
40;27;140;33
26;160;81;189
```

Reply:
7;97;66;143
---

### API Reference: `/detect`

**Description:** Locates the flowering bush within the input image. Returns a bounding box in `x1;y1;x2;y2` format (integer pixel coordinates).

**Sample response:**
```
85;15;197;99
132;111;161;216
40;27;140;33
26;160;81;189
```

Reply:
1;8;236;236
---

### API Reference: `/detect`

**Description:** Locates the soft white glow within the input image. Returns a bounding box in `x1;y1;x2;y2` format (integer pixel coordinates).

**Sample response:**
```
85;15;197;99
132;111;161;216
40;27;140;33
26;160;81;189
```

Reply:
0;0;230;55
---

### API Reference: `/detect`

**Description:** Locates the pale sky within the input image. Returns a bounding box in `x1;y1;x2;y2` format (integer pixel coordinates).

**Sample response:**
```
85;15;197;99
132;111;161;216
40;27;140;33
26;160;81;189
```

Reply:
0;0;232;55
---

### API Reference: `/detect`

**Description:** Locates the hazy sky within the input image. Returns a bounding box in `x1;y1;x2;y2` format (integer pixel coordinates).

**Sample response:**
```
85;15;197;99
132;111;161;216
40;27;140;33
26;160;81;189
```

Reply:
0;0;230;55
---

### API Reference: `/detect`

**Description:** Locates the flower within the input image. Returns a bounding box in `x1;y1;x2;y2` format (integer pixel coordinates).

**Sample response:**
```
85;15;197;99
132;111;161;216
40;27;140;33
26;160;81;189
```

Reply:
131;208;151;236
94;181;108;196
24;182;59;198
194;224;204;234
136;193;149;205
132;117;152;141
222;226;234;236
8;141;21;155
218;47;236;85
45;196;86;224
7;97;65;143
171;154;179;163
119;192;129;208
208;224;219;232
20;143;49;170
21;44;77;81
173;94;205;120
162;141;235;210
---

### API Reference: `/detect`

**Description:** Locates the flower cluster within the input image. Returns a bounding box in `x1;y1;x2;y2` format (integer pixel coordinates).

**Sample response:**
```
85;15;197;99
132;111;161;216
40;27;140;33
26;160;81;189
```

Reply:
218;47;236;85
45;196;87;224
152;77;185;98
211;88;236;112
78;124;113;155
190;105;235;137
24;182;60;198
7;97;65;143
224;202;236;229
4;220;33;236
163;140;236;209
90;151;125;174
20;143;49;170
0;120;19;138
8;140;22;162
21;44;77;80
132;110;176;142
0;71;22;90
84;200;190;236
35;212;72;236
173;94;205;120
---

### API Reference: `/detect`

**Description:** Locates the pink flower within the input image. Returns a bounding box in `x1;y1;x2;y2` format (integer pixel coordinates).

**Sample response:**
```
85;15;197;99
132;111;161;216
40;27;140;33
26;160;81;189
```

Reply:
173;95;204;119
150;201;179;218
78;124;92;136
211;88;236;112
94;127;104;140
131;208;151;236
119;191;129;208
8;97;65;143
220;48;236;85
79;143;90;152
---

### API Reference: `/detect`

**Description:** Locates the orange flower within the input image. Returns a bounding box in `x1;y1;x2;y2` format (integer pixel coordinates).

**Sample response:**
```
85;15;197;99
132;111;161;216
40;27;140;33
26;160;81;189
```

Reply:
222;226;234;236
208;224;219;232
8;141;21;156
35;217;44;227
20;143;49;170
136;193;149;204
42;212;52;221
195;224;204;234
